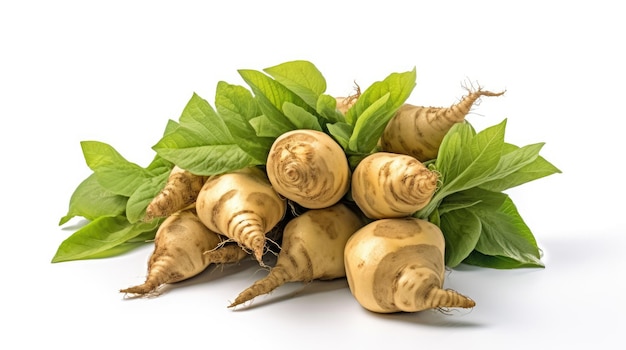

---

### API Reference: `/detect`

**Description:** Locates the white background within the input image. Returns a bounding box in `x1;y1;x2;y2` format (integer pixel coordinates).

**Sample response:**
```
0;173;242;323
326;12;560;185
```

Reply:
2;1;624;349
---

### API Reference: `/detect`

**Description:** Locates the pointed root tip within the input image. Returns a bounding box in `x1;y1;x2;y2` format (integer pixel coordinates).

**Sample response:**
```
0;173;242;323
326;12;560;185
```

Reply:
227;296;248;309
475;88;506;97
250;237;266;264
457;296;476;309
119;286;151;295
119;282;159;296
447;291;476;309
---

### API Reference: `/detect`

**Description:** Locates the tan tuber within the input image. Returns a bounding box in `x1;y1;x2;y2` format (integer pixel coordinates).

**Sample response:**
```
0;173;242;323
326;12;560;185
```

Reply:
266;129;351;209
144;166;207;221
229;203;365;308
120;209;246;295
380;88;505;162
344;217;475;313
195;166;287;263
351;152;438;219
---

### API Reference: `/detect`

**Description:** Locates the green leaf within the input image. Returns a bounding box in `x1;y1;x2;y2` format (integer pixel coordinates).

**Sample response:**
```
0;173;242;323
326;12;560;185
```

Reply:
441;120;506;191
215;81;273;163
437;187;507;216
155;143;253;176
468;196;543;268
58;173;127;226
152;93;255;175
348;93;390;153
344;68;416;154
263;60;326;108
52;216;161;262
247;115;286;138
418;120;506;218
83;230;155;260
439;208;482;267
238;69;308;135
81;141;153;196
282;102;322;131
463;250;543;269
326;122;353;149
345;68;416;125
316;94;345;124
480;150;562;192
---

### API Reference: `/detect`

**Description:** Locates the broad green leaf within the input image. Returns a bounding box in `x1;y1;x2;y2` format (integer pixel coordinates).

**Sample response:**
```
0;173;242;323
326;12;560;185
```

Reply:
435;121;476;174
249;115;289;138
342;69;415;155
155;142;253;176
316;94;345;124
425;120;506;214
264;60;326;108
145;156;173;174
81;141;152;196
282;102;322;131
436;187;507;216
326;122;353;150
52;216;161;262
215;81;273;163
436;200;482;216
468;196;543;268
451;119;506;187
491;142;544;175
480;152;562;192
82;230;155;260
215;81;259;127
439;208;482;267
428;208;441;227
238;69;310;133
348;93;390;153
58;173;127;226
166;93;233;144
345;68;416;125
153;93;255;175
463;250;544;269
468;142;546;192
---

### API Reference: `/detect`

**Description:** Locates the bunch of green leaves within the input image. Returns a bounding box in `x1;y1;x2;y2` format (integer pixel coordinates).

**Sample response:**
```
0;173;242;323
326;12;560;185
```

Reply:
151;60;416;174
53;132;176;262
414;120;561;269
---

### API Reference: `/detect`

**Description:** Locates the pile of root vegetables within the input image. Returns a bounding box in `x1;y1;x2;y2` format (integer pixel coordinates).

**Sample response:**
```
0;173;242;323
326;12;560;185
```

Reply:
55;60;560;314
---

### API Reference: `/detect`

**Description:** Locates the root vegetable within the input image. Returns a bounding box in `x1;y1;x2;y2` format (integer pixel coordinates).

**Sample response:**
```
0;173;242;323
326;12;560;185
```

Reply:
335;83;361;115
195;166;287;263
336;97;356;115
229;203;365;308
203;243;250;264
344;217;475;313
144;166;207;221
351;152;438;219
266;129;350;209
380;88;505;161
120;209;236;295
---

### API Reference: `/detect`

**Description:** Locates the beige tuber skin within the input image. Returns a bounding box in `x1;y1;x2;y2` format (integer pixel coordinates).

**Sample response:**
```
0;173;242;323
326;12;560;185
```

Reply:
120;209;246;296
144;166;207;222
229;203;365;308
380;88;505;162
344;217;475;313
266;129;351;209
195;166;287;264
351;152;438;219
